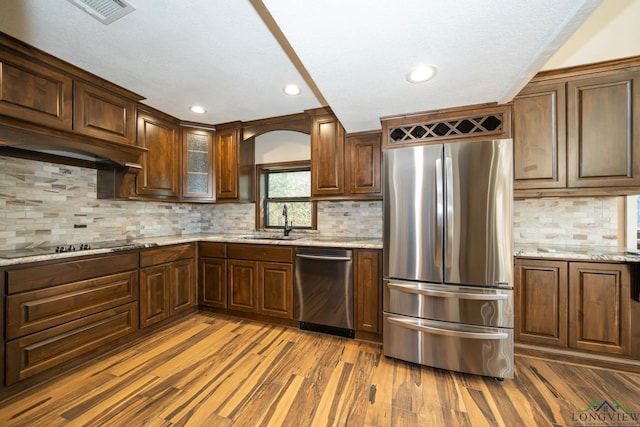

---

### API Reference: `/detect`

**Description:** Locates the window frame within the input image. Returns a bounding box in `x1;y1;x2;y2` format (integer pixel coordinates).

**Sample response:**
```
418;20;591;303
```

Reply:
255;160;316;231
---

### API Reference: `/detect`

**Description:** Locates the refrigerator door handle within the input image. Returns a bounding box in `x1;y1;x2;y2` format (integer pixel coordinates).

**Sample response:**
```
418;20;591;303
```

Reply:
435;157;443;267
387;282;509;300
444;156;454;269
387;316;509;340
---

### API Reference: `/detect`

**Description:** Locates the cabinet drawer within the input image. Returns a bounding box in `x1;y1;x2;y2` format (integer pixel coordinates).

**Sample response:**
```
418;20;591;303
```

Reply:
5;302;138;385
140;243;195;267
199;242;226;258
6;252;138;294
6;271;138;340
227;244;293;263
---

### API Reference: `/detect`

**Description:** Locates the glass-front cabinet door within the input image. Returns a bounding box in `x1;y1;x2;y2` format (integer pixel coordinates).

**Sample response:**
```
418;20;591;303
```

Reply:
181;126;215;201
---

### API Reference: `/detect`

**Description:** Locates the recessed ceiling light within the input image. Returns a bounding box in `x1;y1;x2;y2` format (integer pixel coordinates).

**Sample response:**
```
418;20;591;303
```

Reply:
189;105;206;114
407;64;437;83
283;84;301;96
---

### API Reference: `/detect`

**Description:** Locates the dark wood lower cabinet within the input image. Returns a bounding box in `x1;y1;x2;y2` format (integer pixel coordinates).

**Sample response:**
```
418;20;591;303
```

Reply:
354;249;382;339
515;258;633;361
569;262;631;356
515;259;568;347
5;303;138;386
200;257;227;308
140;244;196;328
228;259;258;313
140;264;171;327
199;242;227;309
222;244;294;320
258;262;293;319
227;259;293;319
3;251;140;389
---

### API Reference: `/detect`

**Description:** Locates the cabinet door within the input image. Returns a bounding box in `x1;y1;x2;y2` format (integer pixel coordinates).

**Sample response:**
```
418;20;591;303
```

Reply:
515;259;568;347
346;132;382;197
567;70;640;188
228;260;258;313
182;127;214;200
311;114;345;197
215;126;240;200
513;81;567;189
200;257;227;308
171;258;196;313
258;262;293;319
136;109;180;199
569;262;631;356
140;265;170;327
0;51;73;130
354;249;382;334
73;80;136;145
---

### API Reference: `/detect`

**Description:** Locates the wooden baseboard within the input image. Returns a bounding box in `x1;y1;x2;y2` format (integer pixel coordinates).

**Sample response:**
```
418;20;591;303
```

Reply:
515;343;640;373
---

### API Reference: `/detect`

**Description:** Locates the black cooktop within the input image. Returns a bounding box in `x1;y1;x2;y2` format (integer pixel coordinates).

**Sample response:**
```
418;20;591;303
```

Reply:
0;241;139;259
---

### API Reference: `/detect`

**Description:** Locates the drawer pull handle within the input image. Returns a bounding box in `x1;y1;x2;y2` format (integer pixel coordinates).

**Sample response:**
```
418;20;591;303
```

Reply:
296;254;352;261
387;282;508;300
387;316;509;340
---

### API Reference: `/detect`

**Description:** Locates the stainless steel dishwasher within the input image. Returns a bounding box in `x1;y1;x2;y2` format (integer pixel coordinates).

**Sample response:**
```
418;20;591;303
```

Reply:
294;247;354;338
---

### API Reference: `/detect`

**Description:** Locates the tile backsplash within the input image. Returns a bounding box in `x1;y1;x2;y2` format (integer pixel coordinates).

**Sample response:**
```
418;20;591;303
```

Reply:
0;156;383;250
513;197;619;248
0;155;625;250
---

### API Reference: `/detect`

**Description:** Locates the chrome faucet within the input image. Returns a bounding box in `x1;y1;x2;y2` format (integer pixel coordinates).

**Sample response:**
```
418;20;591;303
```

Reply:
283;204;293;236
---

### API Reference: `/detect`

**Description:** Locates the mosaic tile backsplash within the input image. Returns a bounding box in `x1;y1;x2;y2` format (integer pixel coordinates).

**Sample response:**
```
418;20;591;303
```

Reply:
0;156;383;250
513;197;619;248
0;155;623;250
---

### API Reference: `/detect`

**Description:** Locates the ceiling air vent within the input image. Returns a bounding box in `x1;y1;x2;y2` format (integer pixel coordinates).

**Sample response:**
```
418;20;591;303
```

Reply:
66;0;136;25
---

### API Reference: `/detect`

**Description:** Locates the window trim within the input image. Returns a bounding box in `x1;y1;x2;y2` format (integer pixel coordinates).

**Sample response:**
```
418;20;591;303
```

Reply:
255;160;316;230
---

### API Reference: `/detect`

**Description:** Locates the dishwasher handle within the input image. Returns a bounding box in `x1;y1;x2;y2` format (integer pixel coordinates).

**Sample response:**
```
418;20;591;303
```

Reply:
296;254;352;262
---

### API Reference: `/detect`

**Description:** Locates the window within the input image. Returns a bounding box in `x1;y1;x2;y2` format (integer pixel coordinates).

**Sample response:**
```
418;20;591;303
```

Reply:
257;161;315;230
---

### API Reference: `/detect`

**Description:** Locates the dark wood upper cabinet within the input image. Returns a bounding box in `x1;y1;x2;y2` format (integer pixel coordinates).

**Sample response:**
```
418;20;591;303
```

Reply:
308;109;381;200
73;80;136;145
136;106;180;200
513;81;567;190
181;126;215;201
567;70;640;188
513;57;640;196
0;50;73;130
311;111;345;197
346;131;382;198
215;125;240;200
215;122;254;202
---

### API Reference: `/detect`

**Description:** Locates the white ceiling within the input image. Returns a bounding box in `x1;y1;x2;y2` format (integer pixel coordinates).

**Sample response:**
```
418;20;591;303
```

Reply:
0;0;601;133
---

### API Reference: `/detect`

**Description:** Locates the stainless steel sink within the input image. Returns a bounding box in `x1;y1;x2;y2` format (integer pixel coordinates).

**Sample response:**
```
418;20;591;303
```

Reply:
241;235;301;241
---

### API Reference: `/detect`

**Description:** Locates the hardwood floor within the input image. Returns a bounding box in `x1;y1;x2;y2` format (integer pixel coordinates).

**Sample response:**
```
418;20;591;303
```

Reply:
1;312;640;426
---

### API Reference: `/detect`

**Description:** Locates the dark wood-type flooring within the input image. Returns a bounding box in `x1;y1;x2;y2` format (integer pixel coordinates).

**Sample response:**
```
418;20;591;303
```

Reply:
1;313;639;426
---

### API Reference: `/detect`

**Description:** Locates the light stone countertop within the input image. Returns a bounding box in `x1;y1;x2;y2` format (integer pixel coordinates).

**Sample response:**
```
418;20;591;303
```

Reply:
514;244;640;263
0;233;383;267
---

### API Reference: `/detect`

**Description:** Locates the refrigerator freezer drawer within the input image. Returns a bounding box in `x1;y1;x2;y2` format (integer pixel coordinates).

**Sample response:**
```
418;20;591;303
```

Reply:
384;279;513;328
383;313;514;379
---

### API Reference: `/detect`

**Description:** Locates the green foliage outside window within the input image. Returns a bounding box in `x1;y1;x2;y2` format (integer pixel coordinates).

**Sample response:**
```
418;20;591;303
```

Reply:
266;169;312;228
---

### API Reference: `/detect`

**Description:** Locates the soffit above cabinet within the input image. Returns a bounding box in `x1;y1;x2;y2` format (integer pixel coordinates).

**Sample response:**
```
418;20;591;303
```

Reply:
0;0;601;133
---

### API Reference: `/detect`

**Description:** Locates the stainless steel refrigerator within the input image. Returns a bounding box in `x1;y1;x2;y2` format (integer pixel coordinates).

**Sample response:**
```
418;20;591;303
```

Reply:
383;139;514;379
